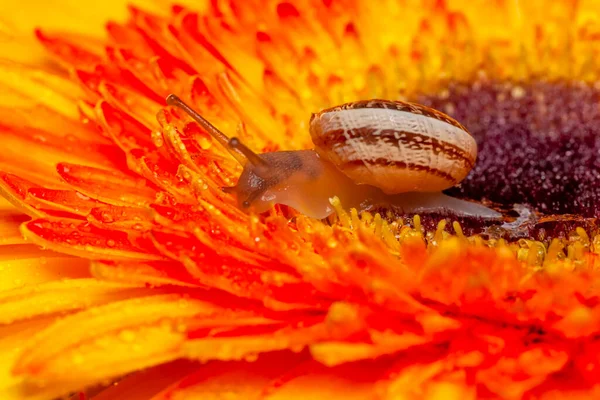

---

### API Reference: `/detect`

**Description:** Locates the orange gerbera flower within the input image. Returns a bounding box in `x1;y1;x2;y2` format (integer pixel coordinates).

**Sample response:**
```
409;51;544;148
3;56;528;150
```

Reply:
2;0;600;399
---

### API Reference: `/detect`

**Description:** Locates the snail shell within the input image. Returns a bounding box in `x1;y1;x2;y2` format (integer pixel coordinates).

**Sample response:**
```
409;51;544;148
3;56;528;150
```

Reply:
309;100;477;194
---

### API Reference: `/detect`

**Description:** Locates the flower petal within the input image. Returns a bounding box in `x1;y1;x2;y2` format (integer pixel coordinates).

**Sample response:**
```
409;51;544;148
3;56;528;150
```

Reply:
0;61;82;117
21;218;163;260
12;291;235;397
150;353;307;400
0;247;90;291
257;359;386;400
56;163;157;206
86;360;200;400
0;279;151;324
91;260;198;287
0;317;58;399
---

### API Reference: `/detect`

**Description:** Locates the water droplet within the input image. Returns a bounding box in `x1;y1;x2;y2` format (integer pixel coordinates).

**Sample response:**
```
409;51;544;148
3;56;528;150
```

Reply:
511;85;526;99
192;178;208;191
100;211;115;223
151;130;164;147
326;237;337;248
106;239;116;247
194;127;213;149
180;169;192;181
326;302;358;325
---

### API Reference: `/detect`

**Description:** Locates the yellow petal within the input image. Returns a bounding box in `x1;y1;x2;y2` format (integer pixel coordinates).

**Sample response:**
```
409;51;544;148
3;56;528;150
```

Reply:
0;279;150;324
0;249;89;291
0;316;58;399
0;202;91;291
10;293;232;398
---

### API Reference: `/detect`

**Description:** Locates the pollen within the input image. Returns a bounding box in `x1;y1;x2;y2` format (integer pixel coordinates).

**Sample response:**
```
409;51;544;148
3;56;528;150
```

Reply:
329;203;600;268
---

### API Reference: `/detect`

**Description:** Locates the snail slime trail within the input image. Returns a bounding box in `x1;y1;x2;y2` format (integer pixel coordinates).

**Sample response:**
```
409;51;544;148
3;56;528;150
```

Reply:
166;95;501;220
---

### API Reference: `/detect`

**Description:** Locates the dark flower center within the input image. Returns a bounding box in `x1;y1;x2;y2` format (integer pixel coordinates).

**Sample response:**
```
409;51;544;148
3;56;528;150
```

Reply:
418;79;600;218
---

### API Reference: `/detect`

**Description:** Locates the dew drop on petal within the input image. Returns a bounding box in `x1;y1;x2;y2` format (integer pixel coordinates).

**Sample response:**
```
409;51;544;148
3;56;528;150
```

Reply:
326;237;337;248
100;211;115;223
151;130;164;147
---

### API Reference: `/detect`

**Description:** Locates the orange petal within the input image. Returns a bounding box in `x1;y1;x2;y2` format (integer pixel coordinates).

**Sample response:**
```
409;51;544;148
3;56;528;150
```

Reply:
87;205;156;233
97;100;156;151
0;198;92;290
259;360;385;400
383;359;476;400
88;360;200;400
27;187;107;217
151;353;307;400
0;173;56;217
91;260;198;287
181;303;367;363
35;29;104;70
310;333;429;367
0;209;30;245
21;218;164;260
56;163;158;206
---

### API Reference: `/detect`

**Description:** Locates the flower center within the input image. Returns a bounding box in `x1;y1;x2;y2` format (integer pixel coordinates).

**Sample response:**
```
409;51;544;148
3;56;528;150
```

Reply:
418;79;600;218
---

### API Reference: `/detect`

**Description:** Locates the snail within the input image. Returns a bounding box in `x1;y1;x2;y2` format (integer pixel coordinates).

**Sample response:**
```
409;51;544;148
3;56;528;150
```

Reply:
166;95;501;220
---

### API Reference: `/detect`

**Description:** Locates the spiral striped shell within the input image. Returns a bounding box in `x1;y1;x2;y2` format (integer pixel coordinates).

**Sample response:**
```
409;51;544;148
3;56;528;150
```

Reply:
309;99;477;194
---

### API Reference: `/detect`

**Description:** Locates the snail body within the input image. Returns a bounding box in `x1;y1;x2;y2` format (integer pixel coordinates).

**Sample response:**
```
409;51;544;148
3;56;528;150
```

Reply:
166;95;500;220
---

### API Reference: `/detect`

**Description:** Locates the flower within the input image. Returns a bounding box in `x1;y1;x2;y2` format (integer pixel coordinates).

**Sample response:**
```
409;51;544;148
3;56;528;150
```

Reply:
2;0;600;399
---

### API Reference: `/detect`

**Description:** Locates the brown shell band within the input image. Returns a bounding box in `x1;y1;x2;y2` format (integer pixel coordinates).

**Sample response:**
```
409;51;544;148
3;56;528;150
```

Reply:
312;127;475;169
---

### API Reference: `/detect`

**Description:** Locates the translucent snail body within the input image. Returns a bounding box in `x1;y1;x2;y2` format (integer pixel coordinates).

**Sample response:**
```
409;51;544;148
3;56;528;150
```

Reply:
166;95;501;220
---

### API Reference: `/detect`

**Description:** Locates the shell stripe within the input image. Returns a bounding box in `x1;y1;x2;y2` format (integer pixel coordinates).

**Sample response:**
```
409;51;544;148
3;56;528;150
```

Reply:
312;127;475;169
313;99;469;133
340;158;457;182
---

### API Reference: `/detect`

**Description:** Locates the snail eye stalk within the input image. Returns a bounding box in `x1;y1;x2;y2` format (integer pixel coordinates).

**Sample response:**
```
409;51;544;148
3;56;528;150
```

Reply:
166;94;263;167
